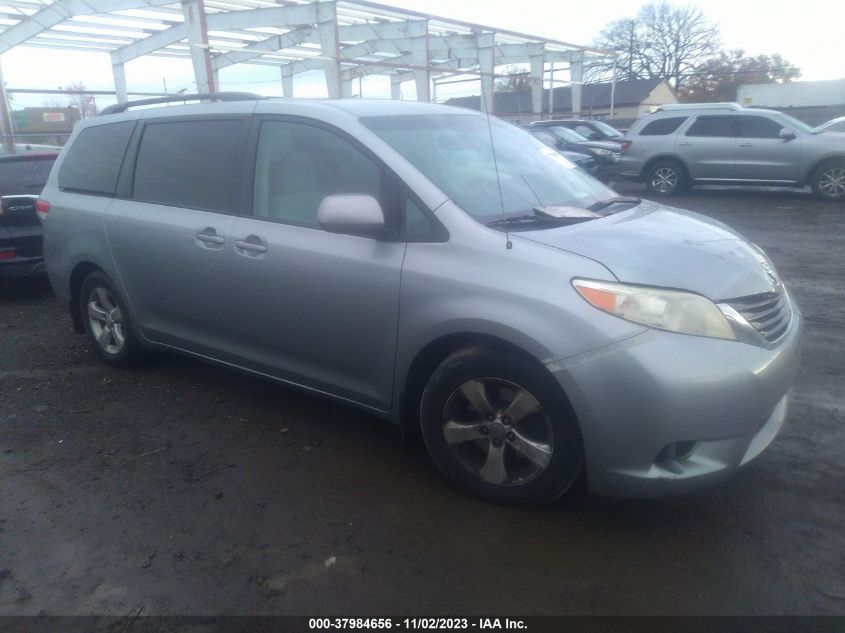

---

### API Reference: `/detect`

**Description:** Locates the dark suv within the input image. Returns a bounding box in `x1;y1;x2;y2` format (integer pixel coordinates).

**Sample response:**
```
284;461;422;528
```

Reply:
1;149;58;278
533;119;625;144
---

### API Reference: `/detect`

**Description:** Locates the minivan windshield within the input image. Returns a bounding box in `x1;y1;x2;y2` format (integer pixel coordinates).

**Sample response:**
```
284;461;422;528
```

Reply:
361;114;613;221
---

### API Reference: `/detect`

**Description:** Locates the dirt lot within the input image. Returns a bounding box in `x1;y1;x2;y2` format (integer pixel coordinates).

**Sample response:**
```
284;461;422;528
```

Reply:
1;185;843;616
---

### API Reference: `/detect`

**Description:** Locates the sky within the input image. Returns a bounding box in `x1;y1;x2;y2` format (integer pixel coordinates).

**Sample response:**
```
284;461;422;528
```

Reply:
1;0;843;109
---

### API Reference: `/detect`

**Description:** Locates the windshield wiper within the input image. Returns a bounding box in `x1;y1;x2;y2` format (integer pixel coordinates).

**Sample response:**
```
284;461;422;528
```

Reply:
587;196;641;212
485;207;600;229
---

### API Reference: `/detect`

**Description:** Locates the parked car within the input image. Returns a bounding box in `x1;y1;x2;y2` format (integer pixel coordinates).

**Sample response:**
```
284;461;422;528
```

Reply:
526;123;620;180
617;102;845;200
533;119;625;144
0;150;58;278
42;95;800;505
527;129;600;178
815;116;845;134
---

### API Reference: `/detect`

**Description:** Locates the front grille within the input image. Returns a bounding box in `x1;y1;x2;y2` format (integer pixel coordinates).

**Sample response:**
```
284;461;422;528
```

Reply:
727;289;791;343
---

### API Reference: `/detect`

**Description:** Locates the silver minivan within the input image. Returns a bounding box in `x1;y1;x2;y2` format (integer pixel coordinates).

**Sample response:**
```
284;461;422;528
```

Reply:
41;95;801;505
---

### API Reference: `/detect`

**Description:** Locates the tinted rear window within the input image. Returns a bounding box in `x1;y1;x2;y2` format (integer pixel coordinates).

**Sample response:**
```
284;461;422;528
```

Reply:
132;119;243;213
640;117;687;136
58;121;135;195
686;116;735;137
0;156;56;195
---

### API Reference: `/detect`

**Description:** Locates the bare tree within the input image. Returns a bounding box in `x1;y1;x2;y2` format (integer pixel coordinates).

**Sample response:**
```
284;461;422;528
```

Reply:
66;81;98;118
679;50;801;102
495;65;533;93
587;2;721;90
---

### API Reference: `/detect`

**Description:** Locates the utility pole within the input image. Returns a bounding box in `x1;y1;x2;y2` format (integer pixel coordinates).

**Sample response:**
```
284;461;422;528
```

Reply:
0;59;15;152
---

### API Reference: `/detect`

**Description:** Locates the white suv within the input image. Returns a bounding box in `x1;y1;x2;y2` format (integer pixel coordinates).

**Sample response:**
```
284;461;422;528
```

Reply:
617;103;845;200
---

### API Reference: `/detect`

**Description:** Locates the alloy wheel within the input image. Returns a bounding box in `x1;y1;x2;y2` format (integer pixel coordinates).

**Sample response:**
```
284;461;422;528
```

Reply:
819;167;845;199
651;167;678;194
441;378;554;486
87;286;126;355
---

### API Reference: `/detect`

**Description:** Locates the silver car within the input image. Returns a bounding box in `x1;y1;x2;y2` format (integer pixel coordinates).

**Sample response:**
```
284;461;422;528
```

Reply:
617;102;845;200
40;96;801;505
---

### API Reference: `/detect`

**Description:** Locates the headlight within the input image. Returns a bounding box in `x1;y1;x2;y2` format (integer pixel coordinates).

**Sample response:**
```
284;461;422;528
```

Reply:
572;279;736;340
591;148;611;157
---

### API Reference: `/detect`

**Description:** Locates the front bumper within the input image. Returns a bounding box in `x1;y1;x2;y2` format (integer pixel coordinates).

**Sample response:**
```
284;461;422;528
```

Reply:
548;311;802;497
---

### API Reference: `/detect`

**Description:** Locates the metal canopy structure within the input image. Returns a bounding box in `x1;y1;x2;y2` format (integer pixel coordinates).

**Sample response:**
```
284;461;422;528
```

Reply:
0;0;614;118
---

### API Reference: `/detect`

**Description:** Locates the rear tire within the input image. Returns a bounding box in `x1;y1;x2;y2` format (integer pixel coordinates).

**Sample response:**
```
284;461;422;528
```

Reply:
420;345;583;506
645;160;687;196
80;271;143;367
811;161;845;201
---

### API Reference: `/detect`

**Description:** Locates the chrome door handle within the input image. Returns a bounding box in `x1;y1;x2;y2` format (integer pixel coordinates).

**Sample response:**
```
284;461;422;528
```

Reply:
677;141;692;146
738;142;754;147
235;238;267;254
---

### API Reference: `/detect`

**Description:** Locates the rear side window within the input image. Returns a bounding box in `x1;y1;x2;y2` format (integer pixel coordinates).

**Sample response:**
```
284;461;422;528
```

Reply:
58;121;135;195
737;116;783;139
640;117;687;136
133;119;243;213
686;116;735;138
0;156;56;195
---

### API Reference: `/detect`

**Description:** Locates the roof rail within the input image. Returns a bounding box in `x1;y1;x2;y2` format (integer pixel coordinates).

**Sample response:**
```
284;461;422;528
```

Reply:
654;102;743;112
99;92;264;116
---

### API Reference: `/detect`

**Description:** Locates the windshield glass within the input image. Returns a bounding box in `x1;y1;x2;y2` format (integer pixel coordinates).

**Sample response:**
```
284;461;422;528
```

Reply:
0;156;56;195
546;125;588;143
775;112;814;134
361;114;613;221
591;121;623;138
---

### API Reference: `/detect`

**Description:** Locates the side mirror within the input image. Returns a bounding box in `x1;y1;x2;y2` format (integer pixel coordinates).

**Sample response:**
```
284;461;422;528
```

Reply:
779;128;796;141
317;194;386;238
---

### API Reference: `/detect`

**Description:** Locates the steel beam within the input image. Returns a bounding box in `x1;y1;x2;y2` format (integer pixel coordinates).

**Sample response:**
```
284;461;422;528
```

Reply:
181;0;215;94
212;27;316;70
529;54;543;116
317;1;341;98
281;70;294;97
410;22;429;102
477;32;495;114
112;61;128;103
570;51;583;117
0;0;174;54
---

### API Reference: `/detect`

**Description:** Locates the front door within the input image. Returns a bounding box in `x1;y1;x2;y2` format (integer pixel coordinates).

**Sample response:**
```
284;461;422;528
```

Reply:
734;115;802;182
677;114;737;180
228;118;405;410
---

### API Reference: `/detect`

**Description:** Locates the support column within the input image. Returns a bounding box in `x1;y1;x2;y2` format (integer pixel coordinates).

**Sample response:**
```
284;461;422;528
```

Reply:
317;1;341;99
410;21;430;102
477;32;495;114
281;70;294;98
390;76;401;100
570;51;584;118
0;59;13;152
341;78;352;98
529;54;544;118
111;59;128;103
181;0;215;94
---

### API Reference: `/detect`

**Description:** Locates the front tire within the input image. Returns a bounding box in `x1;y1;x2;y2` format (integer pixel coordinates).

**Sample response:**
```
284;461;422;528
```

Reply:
811;161;845;201
420;346;583;505
80;271;143;367
645;160;687;196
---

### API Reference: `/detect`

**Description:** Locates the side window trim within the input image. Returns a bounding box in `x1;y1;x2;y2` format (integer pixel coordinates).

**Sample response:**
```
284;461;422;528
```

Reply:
242;114;448;243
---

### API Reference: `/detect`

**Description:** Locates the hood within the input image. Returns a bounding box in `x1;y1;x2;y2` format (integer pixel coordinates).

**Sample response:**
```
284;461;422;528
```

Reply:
514;200;778;300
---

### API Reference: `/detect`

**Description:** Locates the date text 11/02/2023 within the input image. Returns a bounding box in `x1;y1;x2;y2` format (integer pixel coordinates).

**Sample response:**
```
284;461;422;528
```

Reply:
308;618;528;630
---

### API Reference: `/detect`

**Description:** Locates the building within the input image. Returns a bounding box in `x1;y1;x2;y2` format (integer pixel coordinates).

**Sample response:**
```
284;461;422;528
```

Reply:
444;78;677;126
738;79;845;126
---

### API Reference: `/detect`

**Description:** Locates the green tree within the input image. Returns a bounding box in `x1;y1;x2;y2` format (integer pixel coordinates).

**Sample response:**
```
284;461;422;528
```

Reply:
495;65;532;93
678;50;801;102
587;2;721;90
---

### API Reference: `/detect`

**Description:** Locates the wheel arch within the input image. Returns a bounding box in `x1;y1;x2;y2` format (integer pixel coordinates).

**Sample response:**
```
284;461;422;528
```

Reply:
641;154;690;180
399;331;581;445
68;260;105;334
804;154;845;185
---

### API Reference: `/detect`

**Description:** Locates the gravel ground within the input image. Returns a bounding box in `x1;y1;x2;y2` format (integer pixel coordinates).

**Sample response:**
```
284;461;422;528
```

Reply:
1;184;843;616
